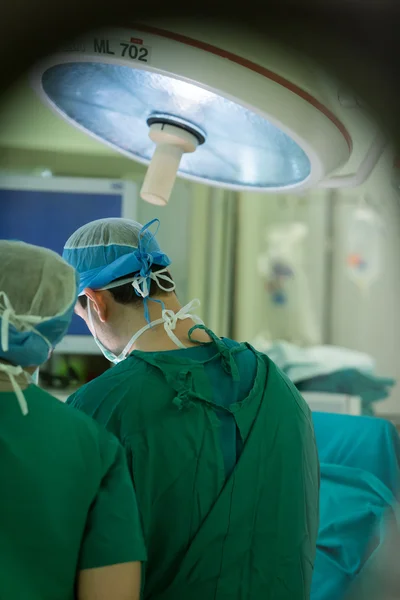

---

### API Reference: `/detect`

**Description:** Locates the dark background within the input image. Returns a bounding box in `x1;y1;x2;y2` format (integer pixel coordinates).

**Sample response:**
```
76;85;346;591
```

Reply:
1;1;399;148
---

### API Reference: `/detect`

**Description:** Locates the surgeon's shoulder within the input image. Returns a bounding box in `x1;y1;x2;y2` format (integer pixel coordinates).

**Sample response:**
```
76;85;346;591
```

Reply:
28;385;124;462
67;355;149;417
27;384;103;430
39;389;148;568
257;349;314;423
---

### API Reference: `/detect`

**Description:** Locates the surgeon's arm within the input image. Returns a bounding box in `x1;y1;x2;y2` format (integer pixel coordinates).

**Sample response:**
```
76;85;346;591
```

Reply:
77;430;147;600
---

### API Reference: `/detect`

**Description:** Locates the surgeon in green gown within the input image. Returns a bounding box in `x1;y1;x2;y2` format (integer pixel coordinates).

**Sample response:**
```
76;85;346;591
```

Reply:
0;240;146;600
64;217;320;599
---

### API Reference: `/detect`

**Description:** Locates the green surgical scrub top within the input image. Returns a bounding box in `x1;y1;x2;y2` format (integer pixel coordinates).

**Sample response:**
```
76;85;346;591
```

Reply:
0;384;146;600
68;329;319;599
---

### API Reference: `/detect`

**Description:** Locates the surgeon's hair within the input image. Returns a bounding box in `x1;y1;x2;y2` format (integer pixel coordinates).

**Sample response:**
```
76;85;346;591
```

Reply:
78;264;175;309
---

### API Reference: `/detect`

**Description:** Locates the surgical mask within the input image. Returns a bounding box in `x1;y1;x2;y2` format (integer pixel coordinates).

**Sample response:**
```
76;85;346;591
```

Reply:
0;291;53;415
0;362;30;414
87;298;203;364
32;368;40;385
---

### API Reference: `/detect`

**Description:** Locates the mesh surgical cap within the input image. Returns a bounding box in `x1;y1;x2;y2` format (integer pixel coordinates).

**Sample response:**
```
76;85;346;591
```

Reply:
0;241;78;367
63;218;171;296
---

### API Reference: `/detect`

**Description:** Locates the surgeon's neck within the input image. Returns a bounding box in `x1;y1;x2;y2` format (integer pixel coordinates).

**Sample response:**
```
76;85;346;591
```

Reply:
0;360;37;392
0;359;36;374
110;294;211;353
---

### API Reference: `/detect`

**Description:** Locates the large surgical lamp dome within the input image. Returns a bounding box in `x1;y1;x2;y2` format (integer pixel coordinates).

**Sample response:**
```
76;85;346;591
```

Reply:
32;22;384;205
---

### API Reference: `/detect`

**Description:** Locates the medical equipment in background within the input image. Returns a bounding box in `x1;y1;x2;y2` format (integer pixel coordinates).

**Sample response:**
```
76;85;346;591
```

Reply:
252;340;376;382
301;392;362;416
31;21;384;206
257;221;321;346
252;338;395;415
345;198;384;291
0;174;137;354
344;196;385;361
311;411;400;600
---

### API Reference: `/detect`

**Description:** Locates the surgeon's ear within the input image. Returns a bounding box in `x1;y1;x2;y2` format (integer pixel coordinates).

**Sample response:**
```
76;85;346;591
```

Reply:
84;288;108;323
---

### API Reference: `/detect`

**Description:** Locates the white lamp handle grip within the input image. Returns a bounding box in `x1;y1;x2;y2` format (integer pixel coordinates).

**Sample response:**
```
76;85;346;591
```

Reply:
140;122;199;206
141;144;184;206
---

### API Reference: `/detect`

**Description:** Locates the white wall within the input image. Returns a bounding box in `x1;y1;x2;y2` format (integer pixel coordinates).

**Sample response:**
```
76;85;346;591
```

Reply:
329;152;400;416
234;190;330;344
135;178;193;305
233;151;400;416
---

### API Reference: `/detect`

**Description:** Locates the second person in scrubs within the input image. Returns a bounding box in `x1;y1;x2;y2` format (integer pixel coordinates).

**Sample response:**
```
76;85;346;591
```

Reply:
0;240;146;600
64;217;320;600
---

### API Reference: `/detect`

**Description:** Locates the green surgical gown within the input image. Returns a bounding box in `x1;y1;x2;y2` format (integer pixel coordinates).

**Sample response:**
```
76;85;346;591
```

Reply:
0;384;146;600
68;328;319;599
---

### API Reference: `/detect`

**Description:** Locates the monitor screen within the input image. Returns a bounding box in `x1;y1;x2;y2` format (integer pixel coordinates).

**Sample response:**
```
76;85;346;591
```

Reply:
0;175;137;351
